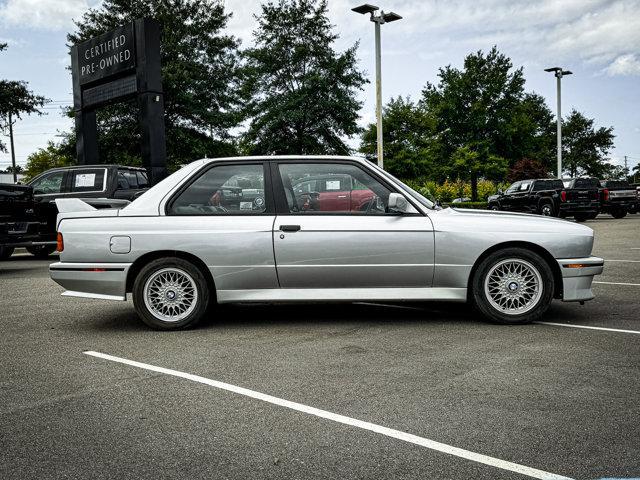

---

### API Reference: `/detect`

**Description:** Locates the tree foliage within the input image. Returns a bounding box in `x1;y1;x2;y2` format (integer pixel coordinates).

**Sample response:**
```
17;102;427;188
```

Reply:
507;158;551;182
561;109;615;178
241;0;366;155
0;43;48;153
68;0;242;169
23;141;75;181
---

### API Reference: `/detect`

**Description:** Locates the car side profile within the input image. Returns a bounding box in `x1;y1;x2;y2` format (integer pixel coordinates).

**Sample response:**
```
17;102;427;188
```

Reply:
50;156;603;330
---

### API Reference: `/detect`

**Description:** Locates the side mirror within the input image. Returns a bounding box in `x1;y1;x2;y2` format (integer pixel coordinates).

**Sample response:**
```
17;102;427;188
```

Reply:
497;189;503;195
388;192;409;213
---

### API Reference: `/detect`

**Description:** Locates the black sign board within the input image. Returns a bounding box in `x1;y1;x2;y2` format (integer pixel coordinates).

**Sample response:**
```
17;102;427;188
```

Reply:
70;18;167;185
76;23;136;86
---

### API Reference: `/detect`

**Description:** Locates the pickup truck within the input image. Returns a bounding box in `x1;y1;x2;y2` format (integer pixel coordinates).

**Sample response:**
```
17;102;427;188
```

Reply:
559;178;601;221
487;179;565;217
598;180;636;218
0;165;147;259
0;183;49;259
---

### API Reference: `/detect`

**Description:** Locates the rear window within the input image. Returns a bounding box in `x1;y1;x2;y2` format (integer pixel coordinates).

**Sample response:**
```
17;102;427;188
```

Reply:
572;178;600;189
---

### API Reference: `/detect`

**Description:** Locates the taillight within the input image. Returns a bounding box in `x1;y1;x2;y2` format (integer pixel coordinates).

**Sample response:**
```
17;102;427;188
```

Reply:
603;189;609;201
56;232;64;252
560;190;567;202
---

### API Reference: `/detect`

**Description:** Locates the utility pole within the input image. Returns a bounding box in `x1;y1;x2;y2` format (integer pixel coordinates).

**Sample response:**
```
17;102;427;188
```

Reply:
352;4;402;170
8;112;17;184
544;67;572;178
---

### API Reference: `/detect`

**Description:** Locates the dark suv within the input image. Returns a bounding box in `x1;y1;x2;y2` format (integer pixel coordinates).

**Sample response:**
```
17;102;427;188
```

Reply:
488;179;564;217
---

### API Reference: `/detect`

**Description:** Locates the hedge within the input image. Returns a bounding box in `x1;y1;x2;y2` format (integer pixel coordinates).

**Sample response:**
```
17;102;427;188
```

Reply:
443;201;489;209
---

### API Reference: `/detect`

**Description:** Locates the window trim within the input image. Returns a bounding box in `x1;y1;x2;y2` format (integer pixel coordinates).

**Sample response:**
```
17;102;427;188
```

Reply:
165;161;274;216
29;170;69;196
270;159;424;217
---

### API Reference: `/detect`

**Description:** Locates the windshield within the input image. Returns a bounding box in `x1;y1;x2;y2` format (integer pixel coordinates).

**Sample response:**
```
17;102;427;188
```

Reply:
367;161;435;209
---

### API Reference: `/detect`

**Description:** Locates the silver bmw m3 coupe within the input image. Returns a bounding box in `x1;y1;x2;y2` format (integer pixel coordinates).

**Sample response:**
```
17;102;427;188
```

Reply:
50;156;603;329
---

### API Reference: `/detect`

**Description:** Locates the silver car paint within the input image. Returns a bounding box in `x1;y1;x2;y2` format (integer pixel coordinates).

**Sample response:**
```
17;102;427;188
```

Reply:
50;155;602;304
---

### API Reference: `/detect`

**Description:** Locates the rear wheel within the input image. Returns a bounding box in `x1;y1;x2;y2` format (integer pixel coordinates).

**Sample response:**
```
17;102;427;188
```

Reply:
26;245;56;259
539;201;554;216
574;213;589;222
611;208;627;219
0;246;14;260
472;248;554;325
132;258;210;330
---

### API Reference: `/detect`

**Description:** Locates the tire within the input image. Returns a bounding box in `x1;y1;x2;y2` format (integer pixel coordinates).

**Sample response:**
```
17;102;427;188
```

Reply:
611;208;627;219
488;204;500;211
587;211;598;220
132;257;211;330
26;245;56;259
538;201;554;217
472;247;554;325
0;246;14;260
574;213;589;222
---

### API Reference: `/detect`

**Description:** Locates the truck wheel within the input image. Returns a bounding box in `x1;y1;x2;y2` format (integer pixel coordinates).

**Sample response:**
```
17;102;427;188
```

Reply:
132;257;211;330
0;246;15;260
574;213;589;222
611;208;627;219
489;204;500;211
539;201;554;216
26;245;56;259
472;248;554;325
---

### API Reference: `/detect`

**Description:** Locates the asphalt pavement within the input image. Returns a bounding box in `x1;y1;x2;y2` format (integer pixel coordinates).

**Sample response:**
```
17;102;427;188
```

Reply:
1;214;638;480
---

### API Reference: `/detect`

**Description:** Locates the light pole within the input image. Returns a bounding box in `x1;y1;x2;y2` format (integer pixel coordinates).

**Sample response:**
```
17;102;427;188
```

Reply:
544;67;572;179
352;4;402;170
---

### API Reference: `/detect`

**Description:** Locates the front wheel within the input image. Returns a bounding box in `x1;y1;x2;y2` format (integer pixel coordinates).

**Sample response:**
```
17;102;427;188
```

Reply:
132;258;211;330
488;204;500;211
472;248;554;325
611;208;627;219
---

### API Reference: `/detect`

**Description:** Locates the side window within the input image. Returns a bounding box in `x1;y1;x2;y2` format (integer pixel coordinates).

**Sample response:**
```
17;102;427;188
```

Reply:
31;171;65;194
505;182;520;194
117;171;130;190
519;182;531;192
168;164;266;215
136;171;149;188
278;163;392;214
70;169;106;193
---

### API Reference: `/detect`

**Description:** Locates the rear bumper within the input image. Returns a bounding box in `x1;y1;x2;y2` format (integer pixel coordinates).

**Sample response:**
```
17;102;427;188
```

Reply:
559;202;599;214
0;221;51;247
49;262;131;301
557;256;604;302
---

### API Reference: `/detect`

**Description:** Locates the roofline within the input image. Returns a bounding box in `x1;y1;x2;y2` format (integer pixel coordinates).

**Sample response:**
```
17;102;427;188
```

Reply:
199;155;367;163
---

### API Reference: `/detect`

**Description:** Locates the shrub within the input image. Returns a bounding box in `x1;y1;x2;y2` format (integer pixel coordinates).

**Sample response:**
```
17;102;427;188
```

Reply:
444;201;488;209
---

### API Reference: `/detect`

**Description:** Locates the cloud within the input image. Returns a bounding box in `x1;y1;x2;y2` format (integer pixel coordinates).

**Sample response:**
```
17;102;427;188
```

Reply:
0;0;93;31
605;54;640;76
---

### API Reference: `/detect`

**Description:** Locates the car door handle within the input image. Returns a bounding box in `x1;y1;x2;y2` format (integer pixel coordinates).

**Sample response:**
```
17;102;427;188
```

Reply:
279;225;301;232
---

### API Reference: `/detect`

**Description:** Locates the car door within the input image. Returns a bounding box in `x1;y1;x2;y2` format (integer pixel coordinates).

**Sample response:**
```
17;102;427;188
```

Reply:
164;161;278;291
272;160;435;289
513;181;532;211
500;182;520;210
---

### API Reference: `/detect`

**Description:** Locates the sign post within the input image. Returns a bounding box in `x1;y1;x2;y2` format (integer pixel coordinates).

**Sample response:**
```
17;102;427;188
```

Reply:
70;18;167;185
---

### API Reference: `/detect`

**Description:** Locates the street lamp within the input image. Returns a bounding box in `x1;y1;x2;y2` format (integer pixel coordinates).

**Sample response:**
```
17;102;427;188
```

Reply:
352;4;402;169
544;67;572;179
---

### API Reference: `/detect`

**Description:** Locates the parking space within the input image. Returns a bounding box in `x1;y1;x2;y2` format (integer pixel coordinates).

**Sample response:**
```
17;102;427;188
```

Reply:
1;215;639;480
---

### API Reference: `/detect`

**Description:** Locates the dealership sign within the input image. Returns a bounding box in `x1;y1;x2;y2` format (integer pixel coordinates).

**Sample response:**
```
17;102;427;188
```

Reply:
76;23;136;85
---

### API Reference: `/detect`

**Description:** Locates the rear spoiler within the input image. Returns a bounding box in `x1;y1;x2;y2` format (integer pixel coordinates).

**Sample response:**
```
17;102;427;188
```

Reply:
55;198;97;213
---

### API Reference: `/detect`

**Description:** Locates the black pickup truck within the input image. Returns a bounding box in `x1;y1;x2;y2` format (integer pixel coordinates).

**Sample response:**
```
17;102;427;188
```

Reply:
0;165;148;259
598;180;637;218
488;179;563;216
488;178;600;221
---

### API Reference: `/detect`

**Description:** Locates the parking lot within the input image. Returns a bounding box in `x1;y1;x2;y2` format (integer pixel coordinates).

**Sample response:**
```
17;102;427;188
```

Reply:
1;214;638;480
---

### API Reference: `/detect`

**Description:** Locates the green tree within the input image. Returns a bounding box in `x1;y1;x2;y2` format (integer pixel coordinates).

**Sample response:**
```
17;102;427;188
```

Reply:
68;0;242;169
0;43;49;153
23;141;74;180
241;0;367;155
561;109;614;177
359;97;440;179
420;47;554;199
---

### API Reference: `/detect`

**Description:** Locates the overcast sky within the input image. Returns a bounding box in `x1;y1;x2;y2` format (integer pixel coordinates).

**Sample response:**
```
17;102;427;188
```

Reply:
1;0;639;172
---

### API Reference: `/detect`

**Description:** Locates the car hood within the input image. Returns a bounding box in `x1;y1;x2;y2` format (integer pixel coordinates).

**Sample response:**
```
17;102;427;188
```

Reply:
435;207;594;235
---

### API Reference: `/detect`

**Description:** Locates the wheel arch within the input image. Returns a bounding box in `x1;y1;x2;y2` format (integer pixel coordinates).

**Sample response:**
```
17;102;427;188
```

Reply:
467;241;563;301
126;250;216;298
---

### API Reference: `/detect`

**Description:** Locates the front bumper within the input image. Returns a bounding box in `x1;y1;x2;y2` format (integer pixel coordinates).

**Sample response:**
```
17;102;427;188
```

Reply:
557;256;604;302
49;262;131;301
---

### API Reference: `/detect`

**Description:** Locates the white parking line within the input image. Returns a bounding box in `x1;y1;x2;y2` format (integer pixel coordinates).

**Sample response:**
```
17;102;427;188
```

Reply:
84;350;573;480
593;281;640;286
536;322;640;335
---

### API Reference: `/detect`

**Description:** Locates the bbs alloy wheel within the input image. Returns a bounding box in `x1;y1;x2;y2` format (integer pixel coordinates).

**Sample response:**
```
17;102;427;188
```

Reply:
472;248;554;324
133;258;210;330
